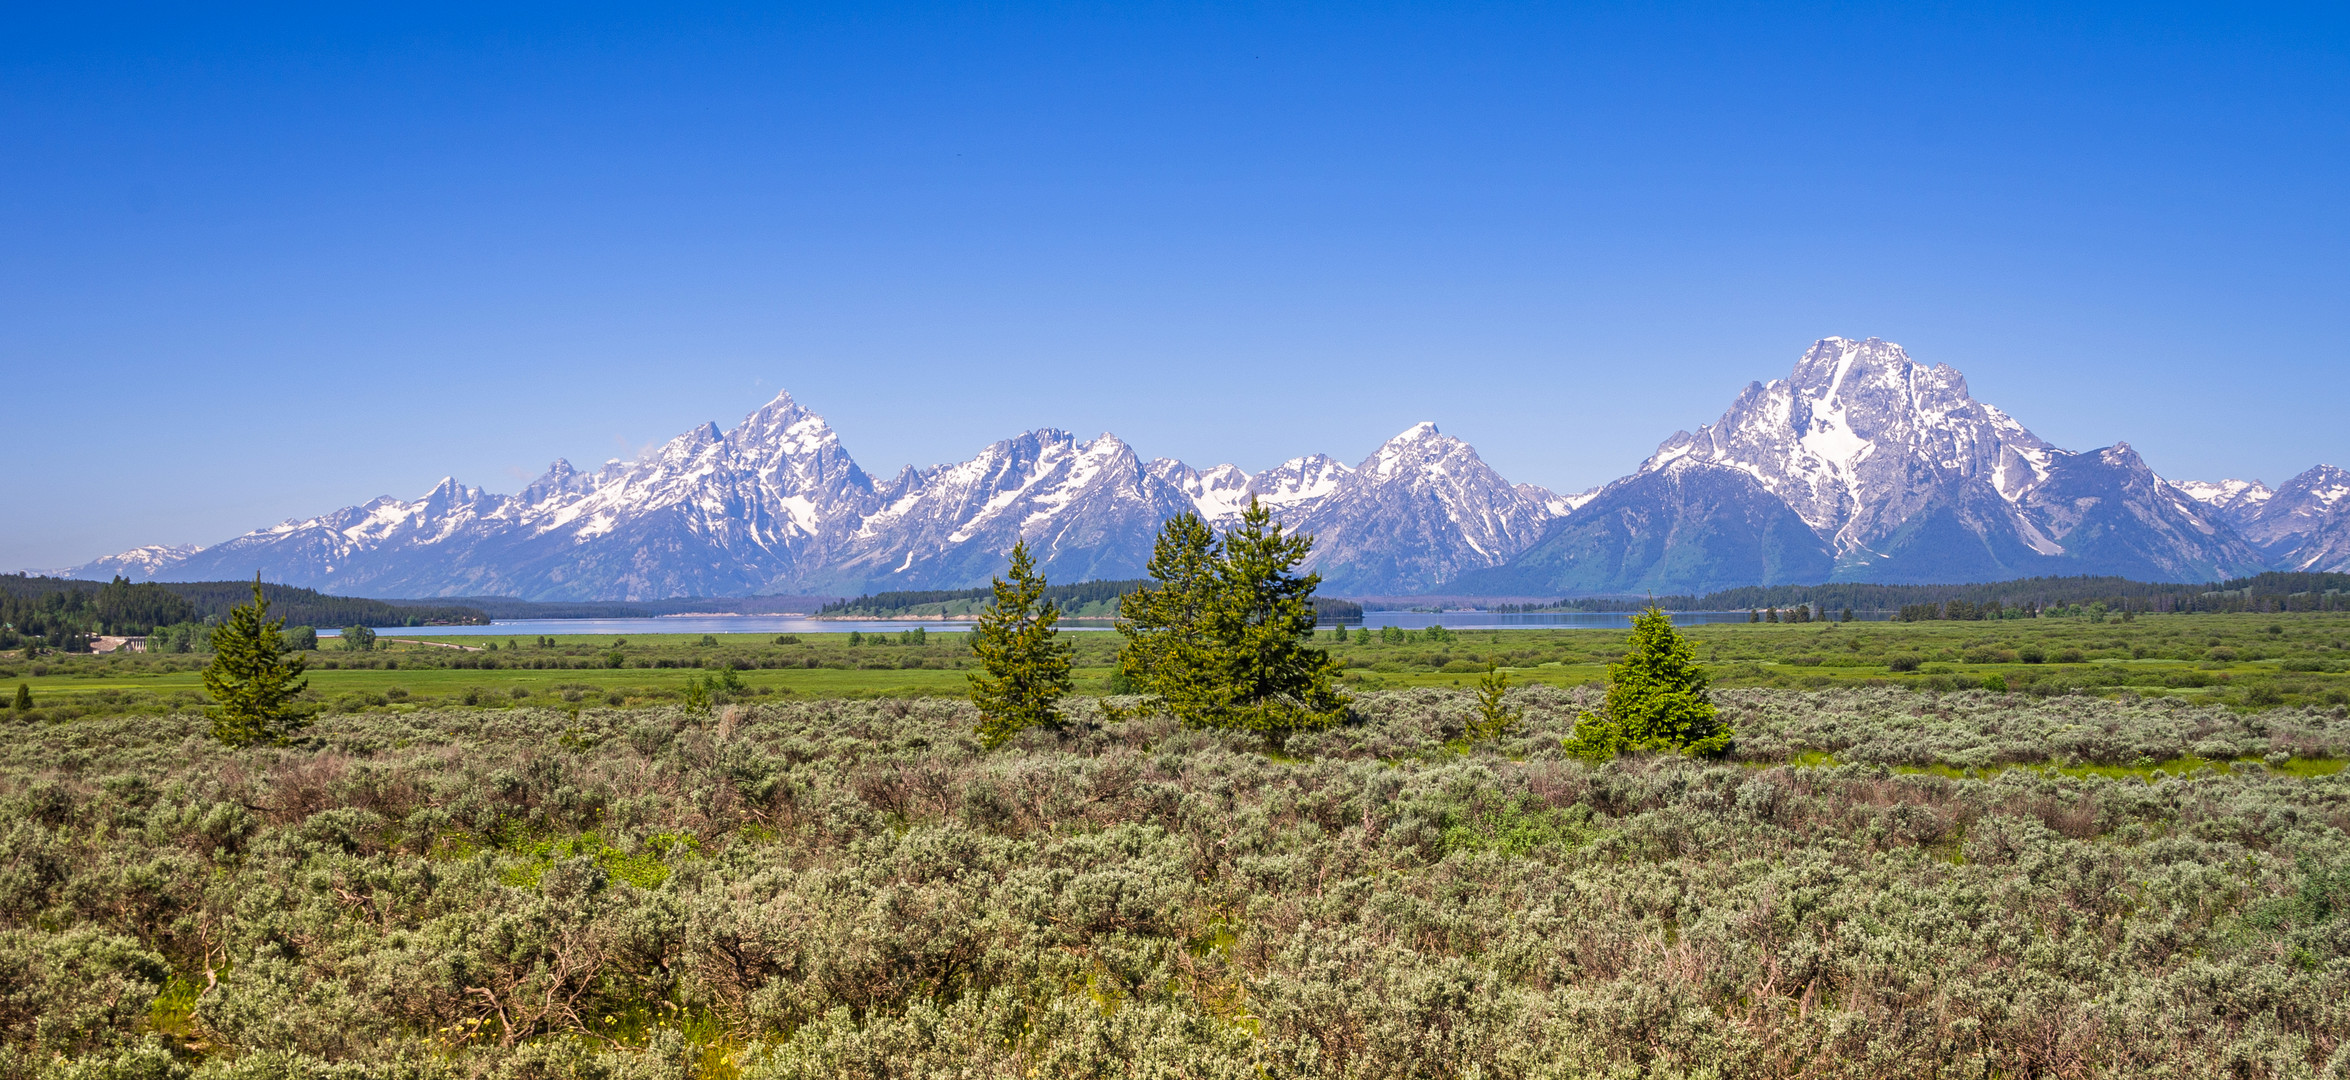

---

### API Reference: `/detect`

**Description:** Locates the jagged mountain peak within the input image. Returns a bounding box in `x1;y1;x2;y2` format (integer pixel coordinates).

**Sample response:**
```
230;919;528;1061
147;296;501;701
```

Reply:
1251;454;1352;509
1636;335;2060;554
520;459;594;505
2284;464;2350;501
1296;424;1562;592
1363;422;1478;479
2228;465;2350;567
731;389;843;448
1160;461;1255;522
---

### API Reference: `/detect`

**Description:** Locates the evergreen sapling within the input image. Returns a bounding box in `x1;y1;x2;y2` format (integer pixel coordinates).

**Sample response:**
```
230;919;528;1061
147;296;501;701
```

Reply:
1564;606;1731;760
969;541;1074;748
1469;662;1518;741
202;576;312;747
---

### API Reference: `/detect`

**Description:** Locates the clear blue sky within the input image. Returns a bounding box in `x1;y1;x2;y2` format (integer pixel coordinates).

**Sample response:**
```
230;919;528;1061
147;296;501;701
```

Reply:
5;3;2345;570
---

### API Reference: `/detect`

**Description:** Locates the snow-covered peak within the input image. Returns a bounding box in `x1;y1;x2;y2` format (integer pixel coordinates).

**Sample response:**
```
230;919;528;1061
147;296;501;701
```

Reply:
518;459;601;507
2225;464;2350;558
1250;454;1352;509
1160;462;1253;522
731;390;842;455
2281;465;2350;506
1364;422;1474;479
2178;477;2277;511
1633;335;2062;555
52;543;204;581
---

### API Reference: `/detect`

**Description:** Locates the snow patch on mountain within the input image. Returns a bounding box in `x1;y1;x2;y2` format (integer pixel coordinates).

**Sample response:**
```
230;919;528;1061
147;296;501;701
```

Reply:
2179;478;2277;514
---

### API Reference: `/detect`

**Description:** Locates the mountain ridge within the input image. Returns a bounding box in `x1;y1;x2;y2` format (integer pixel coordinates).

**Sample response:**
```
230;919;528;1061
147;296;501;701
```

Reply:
54;337;2347;598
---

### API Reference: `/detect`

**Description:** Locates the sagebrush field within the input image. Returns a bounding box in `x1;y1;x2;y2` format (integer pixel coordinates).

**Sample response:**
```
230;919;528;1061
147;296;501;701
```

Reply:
8;673;2350;1077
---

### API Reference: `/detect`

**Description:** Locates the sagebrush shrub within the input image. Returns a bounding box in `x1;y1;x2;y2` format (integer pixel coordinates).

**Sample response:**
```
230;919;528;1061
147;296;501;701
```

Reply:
2;689;2349;1077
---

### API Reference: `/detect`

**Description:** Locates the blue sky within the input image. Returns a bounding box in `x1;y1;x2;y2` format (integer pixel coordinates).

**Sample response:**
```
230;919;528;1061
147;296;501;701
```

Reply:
4;3;2345;570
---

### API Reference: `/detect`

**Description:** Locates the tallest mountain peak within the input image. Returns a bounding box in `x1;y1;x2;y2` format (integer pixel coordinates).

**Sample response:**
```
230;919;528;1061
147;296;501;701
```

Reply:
1788;336;1920;393
743;387;809;419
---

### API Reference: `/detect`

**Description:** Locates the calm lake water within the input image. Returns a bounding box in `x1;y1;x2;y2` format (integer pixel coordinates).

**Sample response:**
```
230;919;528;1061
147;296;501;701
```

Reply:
327;610;1879;638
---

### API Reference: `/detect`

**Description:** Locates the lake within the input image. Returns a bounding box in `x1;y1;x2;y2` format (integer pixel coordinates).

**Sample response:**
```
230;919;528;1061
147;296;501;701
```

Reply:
327;609;1880;637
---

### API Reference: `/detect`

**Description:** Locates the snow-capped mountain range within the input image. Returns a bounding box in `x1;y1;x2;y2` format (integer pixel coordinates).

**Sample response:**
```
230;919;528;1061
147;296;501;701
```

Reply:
2183;466;2350;575
55;337;2347;599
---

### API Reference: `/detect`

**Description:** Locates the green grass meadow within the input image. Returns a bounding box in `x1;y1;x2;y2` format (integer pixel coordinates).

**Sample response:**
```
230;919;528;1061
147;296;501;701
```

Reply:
7;610;2348;722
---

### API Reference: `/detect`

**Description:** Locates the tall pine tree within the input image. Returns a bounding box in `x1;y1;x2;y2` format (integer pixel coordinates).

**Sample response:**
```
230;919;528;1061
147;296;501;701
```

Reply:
1210;499;1349;750
1114;512;1221;717
1563;606;1730;760
968;541;1074;749
203;575;311;747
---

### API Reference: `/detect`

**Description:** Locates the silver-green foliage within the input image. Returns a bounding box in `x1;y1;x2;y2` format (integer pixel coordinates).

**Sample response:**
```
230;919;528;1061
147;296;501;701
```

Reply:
1;689;2349;1076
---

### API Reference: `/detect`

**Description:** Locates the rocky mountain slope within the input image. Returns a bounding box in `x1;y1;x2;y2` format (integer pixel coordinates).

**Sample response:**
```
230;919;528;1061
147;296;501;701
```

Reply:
1468;337;2283;594
2182;465;2350;574
60;337;2343;599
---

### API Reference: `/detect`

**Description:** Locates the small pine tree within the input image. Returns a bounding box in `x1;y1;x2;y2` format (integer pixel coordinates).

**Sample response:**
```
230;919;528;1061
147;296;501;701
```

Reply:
203;576;312;747
1564;606;1729;761
1469;663;1517;741
969;541;1073;748
12;683;28;712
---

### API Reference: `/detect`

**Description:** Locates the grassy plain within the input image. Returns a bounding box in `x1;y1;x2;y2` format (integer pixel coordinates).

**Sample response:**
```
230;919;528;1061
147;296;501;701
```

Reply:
6;611;2348;721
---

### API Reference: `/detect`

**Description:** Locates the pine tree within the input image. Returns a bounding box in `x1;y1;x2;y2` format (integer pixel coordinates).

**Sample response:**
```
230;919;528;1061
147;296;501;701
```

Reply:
969;541;1073;748
203;576;311;747
1564;606;1730;761
1209;500;1349;750
1469;662;1517;741
11;683;28;712
1118;501;1350;751
1116;513;1222;719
